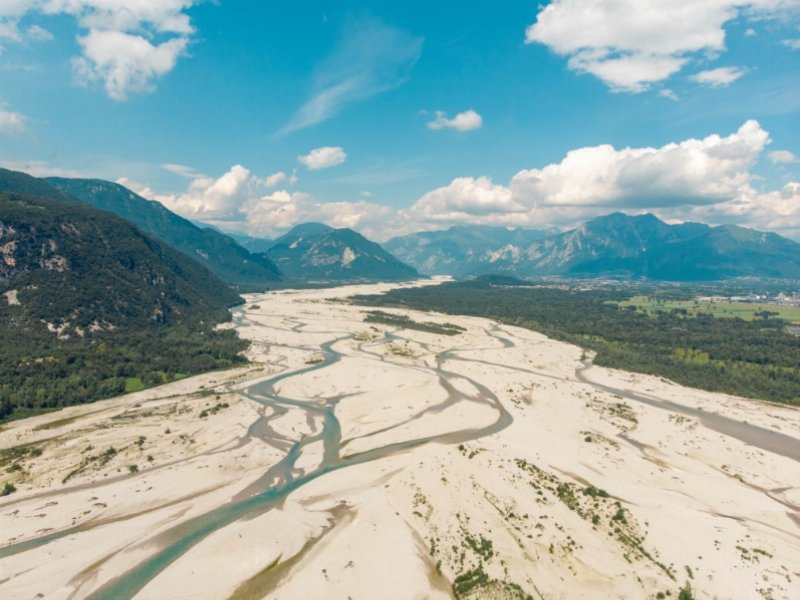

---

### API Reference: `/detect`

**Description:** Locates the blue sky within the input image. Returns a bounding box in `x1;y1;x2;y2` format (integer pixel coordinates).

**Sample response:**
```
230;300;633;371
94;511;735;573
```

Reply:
0;1;799;240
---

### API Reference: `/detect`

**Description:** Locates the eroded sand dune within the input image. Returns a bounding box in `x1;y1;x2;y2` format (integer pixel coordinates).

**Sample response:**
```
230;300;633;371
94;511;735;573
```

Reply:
1;280;799;599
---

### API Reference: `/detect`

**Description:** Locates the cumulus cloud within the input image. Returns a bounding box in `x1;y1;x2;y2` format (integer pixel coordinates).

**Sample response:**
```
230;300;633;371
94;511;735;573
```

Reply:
690;66;748;87
142;164;256;221
769;150;798;163
262;170;298;187
0;106;25;134
525;0;792;92
413;176;520;222
410;120;771;228
427;109;483;131
684;182;800;239
125;163;391;239
1;1;197;99
280;17;422;134
245;191;393;238
298;146;347;170
72;30;188;100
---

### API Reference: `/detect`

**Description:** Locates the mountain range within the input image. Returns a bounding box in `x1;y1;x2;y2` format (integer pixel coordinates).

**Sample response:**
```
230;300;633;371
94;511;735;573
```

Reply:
0;169;281;290
384;224;556;276
266;223;419;282
387;213;800;281
0;169;420;285
2;167;800;283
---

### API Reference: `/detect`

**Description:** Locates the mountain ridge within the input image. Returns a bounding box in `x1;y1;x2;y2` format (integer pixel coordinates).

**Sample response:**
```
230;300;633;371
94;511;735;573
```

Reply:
0;190;246;420
388;213;800;281
44;176;283;289
265;223;419;282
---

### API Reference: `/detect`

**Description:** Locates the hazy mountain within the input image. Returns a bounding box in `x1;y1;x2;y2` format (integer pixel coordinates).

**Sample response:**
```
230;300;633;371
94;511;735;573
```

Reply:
43;177;282;289
385;224;557;275
228;232;274;254
265;223;418;282
494;213;800;280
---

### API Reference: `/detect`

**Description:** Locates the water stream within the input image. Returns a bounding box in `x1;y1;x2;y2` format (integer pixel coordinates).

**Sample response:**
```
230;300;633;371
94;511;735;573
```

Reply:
75;314;511;599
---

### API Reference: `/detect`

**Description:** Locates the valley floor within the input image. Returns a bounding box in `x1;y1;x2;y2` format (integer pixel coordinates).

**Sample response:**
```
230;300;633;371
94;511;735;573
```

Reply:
1;280;799;599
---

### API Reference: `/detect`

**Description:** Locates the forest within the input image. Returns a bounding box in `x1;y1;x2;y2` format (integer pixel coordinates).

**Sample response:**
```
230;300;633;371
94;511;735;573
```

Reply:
353;276;800;406
0;320;247;422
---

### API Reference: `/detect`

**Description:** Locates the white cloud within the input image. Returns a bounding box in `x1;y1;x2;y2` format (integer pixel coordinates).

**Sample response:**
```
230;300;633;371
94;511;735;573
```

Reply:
0;1;195;34
0;106;25;134
298;146;347;170
410;120;770;228
261;170;298;187
263;171;287;187
1;1;197;100
510;120;768;207
412;176;520;222
783;38;800;49
684;182;800;239
690;66;748;87
659;89;679;101
525;0;794;92
162;162;202;178
280;17;422;134
427;109;483;132
769;149;798;163
245;191;393;238
0;20;22;42
73;30;188;100
26;24;52;41
143;164;255;220
125;164;391;239
0;20;51;44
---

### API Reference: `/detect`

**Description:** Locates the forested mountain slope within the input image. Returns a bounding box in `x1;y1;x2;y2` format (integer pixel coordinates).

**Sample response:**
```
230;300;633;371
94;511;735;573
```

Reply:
0;192;246;421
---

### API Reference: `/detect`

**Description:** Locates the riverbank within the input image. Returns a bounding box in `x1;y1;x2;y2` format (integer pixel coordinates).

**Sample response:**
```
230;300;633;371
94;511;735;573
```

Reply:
1;279;799;599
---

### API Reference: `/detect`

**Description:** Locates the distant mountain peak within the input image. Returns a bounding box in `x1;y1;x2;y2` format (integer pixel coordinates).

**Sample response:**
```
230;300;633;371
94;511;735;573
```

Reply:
266;224;417;282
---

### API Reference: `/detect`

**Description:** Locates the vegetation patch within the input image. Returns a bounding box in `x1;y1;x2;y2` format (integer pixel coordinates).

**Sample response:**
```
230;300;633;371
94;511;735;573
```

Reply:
199;401;230;418
515;458;674;580
364;310;465;336
62;445;119;483
386;342;415;358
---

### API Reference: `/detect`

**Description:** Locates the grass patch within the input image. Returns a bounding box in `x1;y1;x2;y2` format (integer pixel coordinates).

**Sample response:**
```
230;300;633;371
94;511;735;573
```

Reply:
620;296;800;323
124;377;146;393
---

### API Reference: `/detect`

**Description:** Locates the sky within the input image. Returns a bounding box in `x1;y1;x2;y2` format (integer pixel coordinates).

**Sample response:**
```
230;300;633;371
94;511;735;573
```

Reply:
0;0;799;241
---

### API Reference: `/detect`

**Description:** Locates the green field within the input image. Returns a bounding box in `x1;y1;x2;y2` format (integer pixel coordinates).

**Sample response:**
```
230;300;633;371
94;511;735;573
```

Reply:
619;296;800;323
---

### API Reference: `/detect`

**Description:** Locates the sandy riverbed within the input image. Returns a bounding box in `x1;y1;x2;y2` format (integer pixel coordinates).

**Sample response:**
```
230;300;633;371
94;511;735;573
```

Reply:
1;279;799;599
